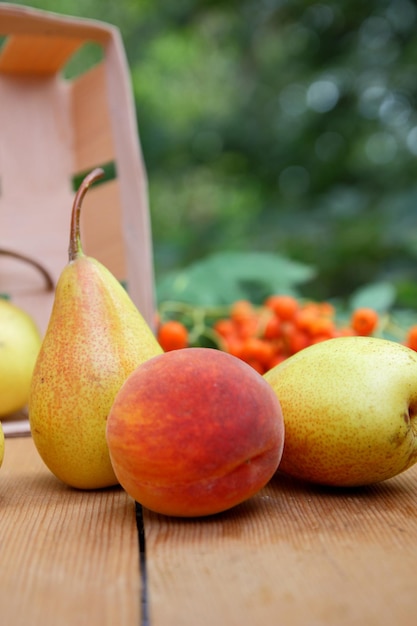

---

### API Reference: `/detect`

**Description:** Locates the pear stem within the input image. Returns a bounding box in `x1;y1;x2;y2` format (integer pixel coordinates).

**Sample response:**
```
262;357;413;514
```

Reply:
68;168;105;262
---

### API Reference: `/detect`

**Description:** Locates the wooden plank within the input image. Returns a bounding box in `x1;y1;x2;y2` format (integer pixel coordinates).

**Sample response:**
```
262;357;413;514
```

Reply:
0;34;84;76
0;436;140;626
71;63;115;173
144;464;417;626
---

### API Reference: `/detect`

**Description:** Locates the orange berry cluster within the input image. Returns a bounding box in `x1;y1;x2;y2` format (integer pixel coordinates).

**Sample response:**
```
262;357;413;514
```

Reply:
212;295;380;374
157;295;417;375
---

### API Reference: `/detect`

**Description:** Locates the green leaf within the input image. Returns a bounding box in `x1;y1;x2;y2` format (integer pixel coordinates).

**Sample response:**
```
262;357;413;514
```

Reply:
348;281;396;313
156;251;316;306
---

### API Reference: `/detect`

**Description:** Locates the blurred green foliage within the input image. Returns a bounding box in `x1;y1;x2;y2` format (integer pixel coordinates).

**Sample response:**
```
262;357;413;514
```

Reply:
8;0;417;309
156;251;317;306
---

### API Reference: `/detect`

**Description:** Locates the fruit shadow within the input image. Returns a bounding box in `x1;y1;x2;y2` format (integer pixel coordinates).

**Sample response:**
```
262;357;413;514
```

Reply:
142;467;417;545
0;468;124;512
28;471;123;495
267;470;417;533
270;468;415;501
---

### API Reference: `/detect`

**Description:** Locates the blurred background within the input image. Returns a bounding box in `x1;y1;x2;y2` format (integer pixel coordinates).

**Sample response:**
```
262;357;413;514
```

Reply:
7;0;417;310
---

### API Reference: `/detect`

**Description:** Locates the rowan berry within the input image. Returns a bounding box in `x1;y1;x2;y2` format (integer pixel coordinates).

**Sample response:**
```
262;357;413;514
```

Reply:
214;318;236;339
294;308;318;333
284;324;309;355
268;353;286;369
240;337;275;368
230;299;254;323
236;316;259;340
311;334;333;345
157;320;189;351
317;301;335;317
350;308;379;336
308;316;336;338
262;315;282;340
264;294;299;321
224;337;244;359
245;359;265;374
406;326;417;352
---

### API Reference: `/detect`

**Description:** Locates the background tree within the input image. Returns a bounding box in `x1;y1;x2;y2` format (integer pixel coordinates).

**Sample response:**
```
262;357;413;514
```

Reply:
8;0;417;308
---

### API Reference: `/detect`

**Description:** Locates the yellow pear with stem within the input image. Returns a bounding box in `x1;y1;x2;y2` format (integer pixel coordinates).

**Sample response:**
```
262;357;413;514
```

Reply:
29;168;162;489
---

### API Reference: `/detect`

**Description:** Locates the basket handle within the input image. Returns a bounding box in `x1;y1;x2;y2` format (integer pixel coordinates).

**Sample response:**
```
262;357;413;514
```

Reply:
0;249;55;292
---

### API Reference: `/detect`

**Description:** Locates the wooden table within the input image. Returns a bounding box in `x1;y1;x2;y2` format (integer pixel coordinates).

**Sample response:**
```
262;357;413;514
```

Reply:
2;430;417;626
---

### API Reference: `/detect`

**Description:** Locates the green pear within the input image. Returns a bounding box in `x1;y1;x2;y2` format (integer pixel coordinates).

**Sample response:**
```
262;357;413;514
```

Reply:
264;335;417;486
29;168;163;490
0;299;42;417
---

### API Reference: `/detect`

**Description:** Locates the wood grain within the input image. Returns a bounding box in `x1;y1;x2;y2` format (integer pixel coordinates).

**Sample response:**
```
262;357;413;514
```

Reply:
144;464;417;626
3;429;417;626
0;437;140;626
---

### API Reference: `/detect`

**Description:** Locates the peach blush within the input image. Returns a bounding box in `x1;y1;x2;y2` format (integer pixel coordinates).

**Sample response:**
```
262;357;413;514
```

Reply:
106;348;284;517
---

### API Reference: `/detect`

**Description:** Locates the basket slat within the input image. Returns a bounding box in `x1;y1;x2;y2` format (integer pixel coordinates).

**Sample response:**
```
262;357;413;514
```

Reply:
0;3;113;43
71;63;116;174
80;179;126;281
0;34;84;76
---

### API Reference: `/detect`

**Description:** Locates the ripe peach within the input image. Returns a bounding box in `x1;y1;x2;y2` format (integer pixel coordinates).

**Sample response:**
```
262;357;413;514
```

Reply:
106;347;284;517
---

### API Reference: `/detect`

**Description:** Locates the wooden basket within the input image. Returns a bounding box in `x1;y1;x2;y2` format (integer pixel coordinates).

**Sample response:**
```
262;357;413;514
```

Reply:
0;3;155;334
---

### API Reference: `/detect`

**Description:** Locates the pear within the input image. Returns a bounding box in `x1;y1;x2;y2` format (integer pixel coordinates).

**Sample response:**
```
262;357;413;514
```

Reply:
264;335;417;487
29;168;163;490
0;299;42;417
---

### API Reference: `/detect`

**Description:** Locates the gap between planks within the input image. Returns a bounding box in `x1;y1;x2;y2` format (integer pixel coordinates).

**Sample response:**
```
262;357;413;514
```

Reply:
4;434;417;626
0;436;141;626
